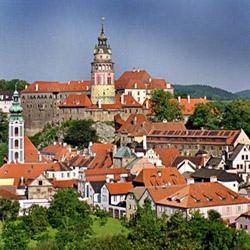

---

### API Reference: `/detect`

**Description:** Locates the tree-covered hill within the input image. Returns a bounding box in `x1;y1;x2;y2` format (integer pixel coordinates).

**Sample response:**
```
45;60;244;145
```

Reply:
174;84;238;100
235;89;250;98
0;79;28;92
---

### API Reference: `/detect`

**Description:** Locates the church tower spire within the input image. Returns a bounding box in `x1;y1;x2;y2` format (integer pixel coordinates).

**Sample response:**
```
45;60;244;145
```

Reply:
8;87;24;163
91;19;115;105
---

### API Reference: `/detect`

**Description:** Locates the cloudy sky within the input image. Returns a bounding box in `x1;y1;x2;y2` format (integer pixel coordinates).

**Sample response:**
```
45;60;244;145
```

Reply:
0;0;250;92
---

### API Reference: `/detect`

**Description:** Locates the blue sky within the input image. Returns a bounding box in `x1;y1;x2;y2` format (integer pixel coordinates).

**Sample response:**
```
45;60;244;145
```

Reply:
0;0;250;92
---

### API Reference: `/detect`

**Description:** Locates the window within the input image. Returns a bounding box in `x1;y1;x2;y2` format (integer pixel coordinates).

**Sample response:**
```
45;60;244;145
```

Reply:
14;152;18;160
14;140;19;148
242;155;245;160
61;173;64;178
246;155;249;160
14;127;18;136
38;180;43;186
67;172;70;178
107;77;111;84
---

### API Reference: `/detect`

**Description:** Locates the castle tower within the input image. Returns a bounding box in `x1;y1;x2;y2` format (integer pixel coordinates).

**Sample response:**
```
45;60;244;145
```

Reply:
8;88;24;163
91;22;115;105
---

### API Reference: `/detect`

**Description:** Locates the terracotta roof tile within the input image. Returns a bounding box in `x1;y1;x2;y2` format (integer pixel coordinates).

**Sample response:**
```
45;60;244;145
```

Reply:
91;143;113;153
171;156;205;168
22;80;91;93
0;162;69;186
154;147;181;167
153;182;249;208
179;98;209;116
133;167;186;187
106;182;133;195
59;94;92;108
52;179;77;188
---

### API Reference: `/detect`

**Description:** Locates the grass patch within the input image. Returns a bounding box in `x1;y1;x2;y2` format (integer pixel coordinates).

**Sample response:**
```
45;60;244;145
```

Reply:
91;216;128;237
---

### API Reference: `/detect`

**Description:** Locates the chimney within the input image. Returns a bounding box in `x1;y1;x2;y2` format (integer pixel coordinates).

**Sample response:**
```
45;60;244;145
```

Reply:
145;99;149;109
121;94;125;105
20;176;24;186
53;141;57;145
187;95;190;104
106;175;110;183
25;85;27;89
149;78;152;83
210;176;217;183
134;116;137;125
35;83;39;92
38;151;42;162
187;178;194;184
86;85;89;90
178;96;181;103
157;171;162;177
98;99;102;109
143;135;147;150
113;144;117;156
204;96;207;100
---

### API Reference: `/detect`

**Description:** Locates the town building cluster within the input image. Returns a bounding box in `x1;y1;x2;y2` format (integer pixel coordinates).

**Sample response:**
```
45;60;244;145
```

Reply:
0;25;250;233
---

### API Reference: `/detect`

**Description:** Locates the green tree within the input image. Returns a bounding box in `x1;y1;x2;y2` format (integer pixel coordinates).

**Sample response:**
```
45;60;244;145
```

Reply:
151;89;183;122
2;220;29;250
0;143;8;165
0;79;28;92
0;110;8;143
186;103;222;129
48;189;92;249
223;100;250;136
0;198;19;222
64;120;98;148
22;205;49;239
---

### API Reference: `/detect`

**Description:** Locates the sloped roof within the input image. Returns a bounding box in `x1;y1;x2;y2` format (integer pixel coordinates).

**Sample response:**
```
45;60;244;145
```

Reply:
128;186;146;200
106;182;133;195
179;98;209;116
133;167;186;187
52;179;77;188
228;144;246;161
191;168;243;183
154;182;249;208
22;80;91;93
90;181;106;193
0;162;69;186
171;156;205;168
91;143;113;154
206;157;224;168
154;147;180;167
114;146;135;159
59;94;92;108
24;136;47;163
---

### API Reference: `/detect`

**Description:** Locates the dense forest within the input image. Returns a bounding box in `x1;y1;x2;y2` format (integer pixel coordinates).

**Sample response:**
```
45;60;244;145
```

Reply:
0;189;249;250
174;84;239;100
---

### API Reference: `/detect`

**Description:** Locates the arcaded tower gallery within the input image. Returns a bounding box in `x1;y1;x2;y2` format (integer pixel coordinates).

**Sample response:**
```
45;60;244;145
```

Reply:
91;23;115;105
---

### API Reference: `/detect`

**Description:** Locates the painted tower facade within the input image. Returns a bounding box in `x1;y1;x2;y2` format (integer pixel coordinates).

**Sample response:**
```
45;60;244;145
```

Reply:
91;24;115;104
8;89;24;163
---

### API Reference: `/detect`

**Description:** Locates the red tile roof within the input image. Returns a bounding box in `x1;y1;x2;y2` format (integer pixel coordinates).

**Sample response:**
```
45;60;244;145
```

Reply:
133;167;186;187
0;187;18;200
106;182;133;195
91;143;113;154
147;129;242;146
179;98;209;116
52;179;77;188
154;147;181;167
0;162;69;186
153;182;249;208
85;167;129;182
22;80;91;93
41;143;76;162
59;94;92;108
24;136;47;163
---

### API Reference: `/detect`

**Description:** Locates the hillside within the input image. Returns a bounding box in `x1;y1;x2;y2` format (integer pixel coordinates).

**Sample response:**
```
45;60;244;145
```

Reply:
174;84;237;100
235;90;250;98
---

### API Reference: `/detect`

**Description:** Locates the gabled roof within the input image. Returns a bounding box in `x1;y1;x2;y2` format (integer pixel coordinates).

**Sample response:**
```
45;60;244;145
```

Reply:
0;187;18;200
0;162;69;186
179;98;209;116
228;144;246;161
24;136;47;163
106;182;133;195
52;179;77;188
154;182;249;209
90;181;106;193
206;157;224;168
114;146;135;159
154;147;180;167
133;167;186;187
171;156;205;168
191;168;243;183
128;186;146;200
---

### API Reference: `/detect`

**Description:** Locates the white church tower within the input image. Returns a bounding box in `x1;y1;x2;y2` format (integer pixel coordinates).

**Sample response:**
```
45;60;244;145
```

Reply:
8;88;24;163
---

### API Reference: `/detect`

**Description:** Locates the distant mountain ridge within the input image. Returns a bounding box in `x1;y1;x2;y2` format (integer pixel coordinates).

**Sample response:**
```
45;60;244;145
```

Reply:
235;90;250;98
173;84;238;100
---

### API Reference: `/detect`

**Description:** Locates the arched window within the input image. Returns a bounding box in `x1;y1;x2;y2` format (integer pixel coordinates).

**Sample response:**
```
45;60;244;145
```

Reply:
15;140;19;148
15;152;18;160
15;127;19;136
